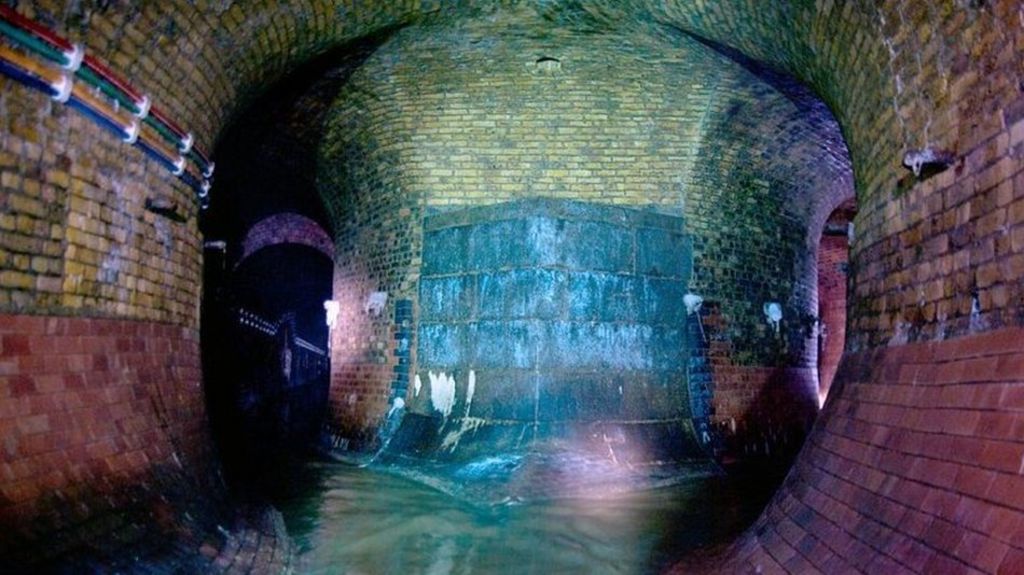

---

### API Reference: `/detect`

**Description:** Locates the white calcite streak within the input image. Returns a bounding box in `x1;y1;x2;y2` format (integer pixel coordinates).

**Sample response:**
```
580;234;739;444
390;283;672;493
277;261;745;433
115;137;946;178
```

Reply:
429;371;457;417
465;370;476;415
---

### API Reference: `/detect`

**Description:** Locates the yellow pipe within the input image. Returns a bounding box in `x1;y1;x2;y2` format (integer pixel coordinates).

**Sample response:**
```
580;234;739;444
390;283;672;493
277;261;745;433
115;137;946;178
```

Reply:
71;80;133;130
138;122;181;162
0;42;61;85
1;42;210;192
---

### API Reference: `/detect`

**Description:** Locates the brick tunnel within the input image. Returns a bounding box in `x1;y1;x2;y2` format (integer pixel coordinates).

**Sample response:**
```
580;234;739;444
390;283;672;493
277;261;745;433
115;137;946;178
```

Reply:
1;1;1023;573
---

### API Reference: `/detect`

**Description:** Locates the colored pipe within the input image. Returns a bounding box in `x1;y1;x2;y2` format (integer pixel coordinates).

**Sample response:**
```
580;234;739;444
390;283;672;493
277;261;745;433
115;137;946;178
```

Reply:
0;12;149;120
0;7;215;201
0;8;213;170
0;18;65;64
0;42;61;88
81;53;141;103
0;6;71;52
0;57;55;95
0;44;201;197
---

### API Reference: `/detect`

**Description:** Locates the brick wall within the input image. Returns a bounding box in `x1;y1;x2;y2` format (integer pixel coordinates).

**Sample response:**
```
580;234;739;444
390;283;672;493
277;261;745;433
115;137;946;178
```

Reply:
697;303;820;462
640;0;1024;348
675;326;1024;574
238;213;334;266
817;232;849;403
0;313;219;567
0;1;466;324
0;2;1016;345
0;0;1020;572
317;7;852;441
0;1;459;563
0;79;203;323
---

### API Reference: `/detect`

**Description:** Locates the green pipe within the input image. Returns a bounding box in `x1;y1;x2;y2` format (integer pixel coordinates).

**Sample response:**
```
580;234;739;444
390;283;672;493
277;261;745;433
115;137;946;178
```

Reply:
143;114;180;144
1;20;138;116
76;66;139;114
2;14;213;177
0;14;213;201
188;148;209;168
0;20;65;65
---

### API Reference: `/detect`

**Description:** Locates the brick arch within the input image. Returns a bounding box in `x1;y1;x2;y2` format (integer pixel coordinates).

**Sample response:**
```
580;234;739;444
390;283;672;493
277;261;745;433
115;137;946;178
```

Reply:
238;213;334;266
0;1;892;326
2;0;967;334
0;2;1021;574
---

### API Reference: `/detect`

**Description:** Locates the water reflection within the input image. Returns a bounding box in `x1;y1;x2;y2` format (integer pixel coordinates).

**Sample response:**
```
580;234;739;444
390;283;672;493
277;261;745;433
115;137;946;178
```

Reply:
275;462;780;574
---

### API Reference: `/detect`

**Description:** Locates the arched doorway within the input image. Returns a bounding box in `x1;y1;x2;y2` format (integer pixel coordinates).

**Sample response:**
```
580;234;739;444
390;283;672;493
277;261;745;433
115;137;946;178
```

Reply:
816;200;857;405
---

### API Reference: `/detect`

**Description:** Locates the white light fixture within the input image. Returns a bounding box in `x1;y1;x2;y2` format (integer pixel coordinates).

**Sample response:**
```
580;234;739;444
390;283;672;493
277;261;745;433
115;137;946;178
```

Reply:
365;291;388;316
683;293;703;315
763;302;783;333
324;300;340;330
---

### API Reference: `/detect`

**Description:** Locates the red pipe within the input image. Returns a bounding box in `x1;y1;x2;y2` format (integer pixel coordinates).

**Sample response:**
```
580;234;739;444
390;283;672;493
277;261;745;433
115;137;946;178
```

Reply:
82;54;142;103
0;6;71;52
0;7;213;190
191;146;211;167
149;105;187;140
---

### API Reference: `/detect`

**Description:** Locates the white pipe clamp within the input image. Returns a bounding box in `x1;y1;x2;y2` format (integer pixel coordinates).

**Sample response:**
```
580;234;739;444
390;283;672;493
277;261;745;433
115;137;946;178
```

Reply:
62;44;84;72
122;119;139;144
50;73;73;103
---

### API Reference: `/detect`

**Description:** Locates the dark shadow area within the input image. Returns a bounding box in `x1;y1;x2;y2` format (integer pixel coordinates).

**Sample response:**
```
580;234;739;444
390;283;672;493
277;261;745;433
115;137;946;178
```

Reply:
200;32;396;494
679;31;844;139
202;244;332;491
202;32;393;244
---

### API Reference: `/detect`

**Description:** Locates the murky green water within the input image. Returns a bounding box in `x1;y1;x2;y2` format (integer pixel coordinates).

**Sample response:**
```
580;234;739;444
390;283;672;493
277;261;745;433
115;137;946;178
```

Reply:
274;462;780;575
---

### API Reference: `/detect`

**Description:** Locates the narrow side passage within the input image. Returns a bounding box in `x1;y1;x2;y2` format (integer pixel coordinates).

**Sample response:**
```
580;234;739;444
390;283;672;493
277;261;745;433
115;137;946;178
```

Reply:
816;201;856;405
198;41;385;490
202;244;331;484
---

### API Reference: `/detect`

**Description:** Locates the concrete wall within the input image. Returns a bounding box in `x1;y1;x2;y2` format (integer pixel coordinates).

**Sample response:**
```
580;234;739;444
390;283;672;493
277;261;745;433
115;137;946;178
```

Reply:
390;199;701;464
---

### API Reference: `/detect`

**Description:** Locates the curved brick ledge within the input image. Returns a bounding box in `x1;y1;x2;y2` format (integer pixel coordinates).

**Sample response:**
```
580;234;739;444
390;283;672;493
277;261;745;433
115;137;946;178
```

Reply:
672;326;1024;574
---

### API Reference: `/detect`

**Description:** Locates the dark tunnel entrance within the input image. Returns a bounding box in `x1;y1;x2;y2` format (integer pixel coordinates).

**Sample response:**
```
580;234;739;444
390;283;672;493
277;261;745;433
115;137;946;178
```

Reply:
197;41;381;488
201;243;332;485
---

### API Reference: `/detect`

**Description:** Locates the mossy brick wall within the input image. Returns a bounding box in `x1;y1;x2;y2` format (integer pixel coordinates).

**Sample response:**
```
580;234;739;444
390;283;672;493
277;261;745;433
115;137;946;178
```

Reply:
0;81;202;323
0;1;499;323
319;104;424;443
645;1;1024;571
0;0;1015;371
317;8;852;443
620;0;1024;348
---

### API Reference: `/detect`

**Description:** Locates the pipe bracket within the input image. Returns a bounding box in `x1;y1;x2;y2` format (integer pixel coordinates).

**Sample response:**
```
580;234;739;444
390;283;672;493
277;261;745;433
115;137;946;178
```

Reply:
50;73;72;103
62;43;84;72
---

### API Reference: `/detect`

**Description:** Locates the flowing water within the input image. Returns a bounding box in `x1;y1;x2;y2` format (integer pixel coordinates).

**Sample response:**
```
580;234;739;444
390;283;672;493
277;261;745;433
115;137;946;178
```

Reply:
273;461;781;575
